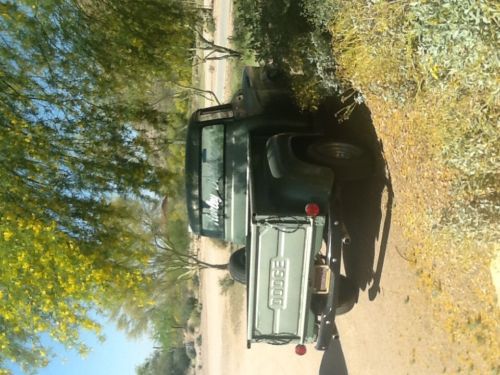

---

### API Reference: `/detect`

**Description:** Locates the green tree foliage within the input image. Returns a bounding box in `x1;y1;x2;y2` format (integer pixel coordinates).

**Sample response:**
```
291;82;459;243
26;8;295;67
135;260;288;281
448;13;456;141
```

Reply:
0;0;197;244
233;0;342;109
0;0;197;373
107;200;217;341
234;0;311;63
78;0;195;85
0;202;155;374
136;347;191;375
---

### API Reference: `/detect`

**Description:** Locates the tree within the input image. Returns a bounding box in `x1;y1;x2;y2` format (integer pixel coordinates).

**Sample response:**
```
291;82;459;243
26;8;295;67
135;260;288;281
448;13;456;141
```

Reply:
154;236;228;280
192;27;242;64
0;203;155;374
136;348;191;375
0;0;196;242
232;0;342;109
101;199;224;347
0;0;199;373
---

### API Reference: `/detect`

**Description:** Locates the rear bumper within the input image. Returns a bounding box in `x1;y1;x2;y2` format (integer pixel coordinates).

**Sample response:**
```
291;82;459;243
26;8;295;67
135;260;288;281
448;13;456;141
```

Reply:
315;187;347;350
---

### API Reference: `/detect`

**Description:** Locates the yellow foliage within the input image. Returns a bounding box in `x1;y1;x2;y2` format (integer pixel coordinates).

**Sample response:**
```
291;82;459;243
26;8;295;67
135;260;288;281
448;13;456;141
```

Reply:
2;230;13;241
0;213;153;372
329;1;499;371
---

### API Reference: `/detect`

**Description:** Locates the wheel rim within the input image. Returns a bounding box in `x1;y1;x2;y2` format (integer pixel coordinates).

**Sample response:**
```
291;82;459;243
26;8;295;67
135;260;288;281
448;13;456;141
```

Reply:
309;142;362;160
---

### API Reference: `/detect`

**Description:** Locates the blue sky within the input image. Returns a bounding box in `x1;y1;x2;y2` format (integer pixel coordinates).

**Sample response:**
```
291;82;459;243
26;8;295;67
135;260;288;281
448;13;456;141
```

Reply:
10;320;155;375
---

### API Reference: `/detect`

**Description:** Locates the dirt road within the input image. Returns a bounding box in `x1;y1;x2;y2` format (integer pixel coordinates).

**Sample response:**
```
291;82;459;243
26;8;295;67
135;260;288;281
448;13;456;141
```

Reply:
198;203;455;375
202;0;233;106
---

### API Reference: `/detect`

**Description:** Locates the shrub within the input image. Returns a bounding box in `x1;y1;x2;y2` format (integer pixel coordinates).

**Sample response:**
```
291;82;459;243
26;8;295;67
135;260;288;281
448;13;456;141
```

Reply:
233;0;346;109
327;1;499;371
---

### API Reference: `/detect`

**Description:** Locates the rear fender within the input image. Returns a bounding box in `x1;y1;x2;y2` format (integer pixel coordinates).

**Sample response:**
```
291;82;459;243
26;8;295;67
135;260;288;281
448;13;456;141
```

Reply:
266;133;334;211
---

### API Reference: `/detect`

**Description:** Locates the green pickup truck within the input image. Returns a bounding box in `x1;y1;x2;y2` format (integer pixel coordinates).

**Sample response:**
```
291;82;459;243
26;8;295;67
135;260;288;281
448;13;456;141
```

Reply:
185;66;371;354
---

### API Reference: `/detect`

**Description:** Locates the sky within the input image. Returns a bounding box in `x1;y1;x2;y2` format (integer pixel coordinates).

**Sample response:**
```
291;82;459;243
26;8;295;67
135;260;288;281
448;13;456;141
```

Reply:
10;320;155;375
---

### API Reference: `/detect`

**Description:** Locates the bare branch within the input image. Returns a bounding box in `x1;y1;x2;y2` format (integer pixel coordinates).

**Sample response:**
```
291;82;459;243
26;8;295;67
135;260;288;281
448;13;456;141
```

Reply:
191;27;242;62
153;235;227;271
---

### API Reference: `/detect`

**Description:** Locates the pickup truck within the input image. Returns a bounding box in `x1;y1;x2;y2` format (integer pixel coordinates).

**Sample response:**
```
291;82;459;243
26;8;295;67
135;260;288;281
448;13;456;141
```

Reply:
185;66;371;353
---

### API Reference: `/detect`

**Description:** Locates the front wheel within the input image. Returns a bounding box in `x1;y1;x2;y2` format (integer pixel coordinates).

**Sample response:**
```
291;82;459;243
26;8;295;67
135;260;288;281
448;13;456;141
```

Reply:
306;140;372;181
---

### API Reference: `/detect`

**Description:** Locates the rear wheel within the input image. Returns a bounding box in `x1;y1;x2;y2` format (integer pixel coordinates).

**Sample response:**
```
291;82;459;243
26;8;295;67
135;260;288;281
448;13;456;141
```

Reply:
228;248;246;284
306;140;372;181
311;275;358;315
336;275;357;315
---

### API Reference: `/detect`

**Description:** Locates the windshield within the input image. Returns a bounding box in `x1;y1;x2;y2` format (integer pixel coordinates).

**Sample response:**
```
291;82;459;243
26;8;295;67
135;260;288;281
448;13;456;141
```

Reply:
200;124;225;236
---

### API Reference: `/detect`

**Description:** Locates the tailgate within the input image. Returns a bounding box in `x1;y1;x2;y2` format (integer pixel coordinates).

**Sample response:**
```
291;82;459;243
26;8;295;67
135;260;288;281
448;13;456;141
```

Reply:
247;216;318;345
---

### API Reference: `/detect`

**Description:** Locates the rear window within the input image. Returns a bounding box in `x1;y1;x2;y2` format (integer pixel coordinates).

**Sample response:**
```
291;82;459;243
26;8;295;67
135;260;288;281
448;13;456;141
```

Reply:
198;106;233;122
200;125;225;236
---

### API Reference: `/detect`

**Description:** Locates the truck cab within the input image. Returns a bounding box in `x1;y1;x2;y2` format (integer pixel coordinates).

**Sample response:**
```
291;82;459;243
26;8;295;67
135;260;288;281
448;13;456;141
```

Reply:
185;66;371;352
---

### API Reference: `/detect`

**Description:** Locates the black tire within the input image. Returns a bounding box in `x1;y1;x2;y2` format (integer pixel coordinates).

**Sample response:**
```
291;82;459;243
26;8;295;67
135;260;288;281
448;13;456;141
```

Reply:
336;275;358;315
228;248;246;284
310;275;358;316
306;140;372;181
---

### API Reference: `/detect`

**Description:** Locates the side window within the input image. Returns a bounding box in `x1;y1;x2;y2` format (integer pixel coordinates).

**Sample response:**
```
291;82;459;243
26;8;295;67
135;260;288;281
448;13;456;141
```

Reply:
200;125;225;236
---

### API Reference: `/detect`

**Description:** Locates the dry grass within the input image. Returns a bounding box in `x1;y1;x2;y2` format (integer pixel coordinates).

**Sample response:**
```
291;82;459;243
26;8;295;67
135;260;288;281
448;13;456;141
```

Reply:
328;0;499;372
368;96;498;372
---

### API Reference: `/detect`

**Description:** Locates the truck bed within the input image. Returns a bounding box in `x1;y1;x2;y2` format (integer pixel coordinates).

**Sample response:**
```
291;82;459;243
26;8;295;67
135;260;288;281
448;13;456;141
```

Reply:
246;136;326;346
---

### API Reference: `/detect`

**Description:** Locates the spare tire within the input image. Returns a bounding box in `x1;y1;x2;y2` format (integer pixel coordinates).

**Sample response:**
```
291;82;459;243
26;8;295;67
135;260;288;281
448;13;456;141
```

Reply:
228;248;246;284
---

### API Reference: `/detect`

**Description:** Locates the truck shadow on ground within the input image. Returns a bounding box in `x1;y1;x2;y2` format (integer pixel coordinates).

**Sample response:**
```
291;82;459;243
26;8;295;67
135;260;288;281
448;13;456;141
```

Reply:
314;95;394;299
319;338;349;375
314;96;394;375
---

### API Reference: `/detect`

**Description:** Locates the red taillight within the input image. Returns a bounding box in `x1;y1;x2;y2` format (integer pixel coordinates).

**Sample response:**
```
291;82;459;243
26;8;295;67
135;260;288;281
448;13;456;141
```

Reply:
305;203;320;217
295;344;307;356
